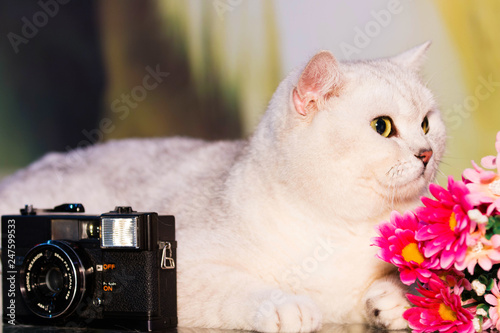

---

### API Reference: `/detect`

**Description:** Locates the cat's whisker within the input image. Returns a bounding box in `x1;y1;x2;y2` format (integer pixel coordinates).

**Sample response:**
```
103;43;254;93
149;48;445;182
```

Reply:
442;156;470;162
383;185;391;210
434;159;452;171
440;153;466;160
385;178;398;211
424;73;437;88
436;168;447;180
438;161;452;167
386;163;399;177
391;185;397;210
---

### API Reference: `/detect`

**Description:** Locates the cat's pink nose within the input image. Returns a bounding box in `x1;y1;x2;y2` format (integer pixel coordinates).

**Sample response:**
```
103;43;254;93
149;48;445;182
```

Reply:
416;149;433;166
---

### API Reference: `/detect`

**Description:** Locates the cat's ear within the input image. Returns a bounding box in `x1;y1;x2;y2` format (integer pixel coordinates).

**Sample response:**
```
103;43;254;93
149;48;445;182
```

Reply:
293;51;342;117
392;41;431;70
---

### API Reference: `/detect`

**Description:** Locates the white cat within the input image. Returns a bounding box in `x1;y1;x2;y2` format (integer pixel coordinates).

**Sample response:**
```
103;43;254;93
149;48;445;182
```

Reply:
0;42;446;332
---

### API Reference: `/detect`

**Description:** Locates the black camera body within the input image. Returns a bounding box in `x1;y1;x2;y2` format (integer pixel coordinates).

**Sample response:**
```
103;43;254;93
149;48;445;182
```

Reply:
2;204;177;331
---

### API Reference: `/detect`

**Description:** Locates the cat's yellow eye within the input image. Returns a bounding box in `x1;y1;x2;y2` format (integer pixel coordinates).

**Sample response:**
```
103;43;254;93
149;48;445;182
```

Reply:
371;116;393;138
422;116;429;134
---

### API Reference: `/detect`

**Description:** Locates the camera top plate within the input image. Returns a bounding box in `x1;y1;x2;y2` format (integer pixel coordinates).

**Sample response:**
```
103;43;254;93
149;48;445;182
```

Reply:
21;203;85;215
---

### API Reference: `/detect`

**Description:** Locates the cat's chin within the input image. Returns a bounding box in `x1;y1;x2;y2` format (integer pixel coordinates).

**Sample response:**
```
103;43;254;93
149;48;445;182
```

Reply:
393;173;431;202
379;166;432;204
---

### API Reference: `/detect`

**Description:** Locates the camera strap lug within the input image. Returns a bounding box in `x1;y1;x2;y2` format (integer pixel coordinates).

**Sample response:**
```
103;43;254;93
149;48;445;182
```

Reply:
159;241;175;269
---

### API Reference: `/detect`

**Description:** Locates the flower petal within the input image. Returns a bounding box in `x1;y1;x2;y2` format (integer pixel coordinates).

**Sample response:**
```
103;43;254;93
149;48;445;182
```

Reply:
485;294;499;306
463;167;480;183
399;269;417;285
479;170;498;183
479;256;493;271
482;155;497;169
439;250;455;269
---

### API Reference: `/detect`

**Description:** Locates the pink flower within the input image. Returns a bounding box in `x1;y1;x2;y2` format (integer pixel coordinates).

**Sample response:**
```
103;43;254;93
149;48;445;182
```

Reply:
455;230;500;274
373;211;438;285
485;279;500;330
463;131;500;215
433;269;471;294
482;318;493;331
403;276;474;333
415;176;472;269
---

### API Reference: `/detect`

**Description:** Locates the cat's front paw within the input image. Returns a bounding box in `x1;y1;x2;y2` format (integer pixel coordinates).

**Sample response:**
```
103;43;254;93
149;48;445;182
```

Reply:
252;292;322;332
363;279;409;330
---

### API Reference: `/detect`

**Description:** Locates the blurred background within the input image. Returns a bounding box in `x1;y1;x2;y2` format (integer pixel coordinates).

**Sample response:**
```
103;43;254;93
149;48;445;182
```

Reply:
0;0;499;185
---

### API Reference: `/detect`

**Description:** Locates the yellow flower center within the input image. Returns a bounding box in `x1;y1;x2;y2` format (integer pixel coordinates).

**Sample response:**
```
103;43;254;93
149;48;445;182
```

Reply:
449;212;457;232
401;242;425;264
438;303;457;322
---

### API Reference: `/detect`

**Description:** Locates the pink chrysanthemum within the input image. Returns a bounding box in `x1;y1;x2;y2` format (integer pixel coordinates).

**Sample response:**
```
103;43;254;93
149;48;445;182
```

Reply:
455;230;500;274
373;211;438;285
463;131;500;215
433;269;471;294
403;276;474;333
415;176;472;270
485;279;500;330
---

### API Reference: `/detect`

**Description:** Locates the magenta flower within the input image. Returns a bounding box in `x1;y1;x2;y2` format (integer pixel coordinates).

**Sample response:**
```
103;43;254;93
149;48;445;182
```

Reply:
463;131;500;214
433;269;471;294
485;279;500;330
373;211;438;285
415;176;472;270
403;276;474;333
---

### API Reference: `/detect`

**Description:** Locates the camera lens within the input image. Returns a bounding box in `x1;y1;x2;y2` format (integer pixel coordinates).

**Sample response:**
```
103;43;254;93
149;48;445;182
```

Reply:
40;267;64;295
20;240;88;318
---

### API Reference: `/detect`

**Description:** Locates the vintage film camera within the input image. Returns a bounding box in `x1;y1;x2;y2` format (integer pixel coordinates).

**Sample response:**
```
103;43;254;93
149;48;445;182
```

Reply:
1;204;177;331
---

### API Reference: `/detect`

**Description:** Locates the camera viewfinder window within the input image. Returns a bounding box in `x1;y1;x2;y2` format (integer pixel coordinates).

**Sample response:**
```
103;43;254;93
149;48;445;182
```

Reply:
51;220;79;241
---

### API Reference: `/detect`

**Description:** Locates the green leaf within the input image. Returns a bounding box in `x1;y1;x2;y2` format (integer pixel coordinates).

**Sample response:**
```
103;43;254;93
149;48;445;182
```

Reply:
477;303;489;313
487;216;496;230
476;303;491;319
479;275;489;285
488;278;496;291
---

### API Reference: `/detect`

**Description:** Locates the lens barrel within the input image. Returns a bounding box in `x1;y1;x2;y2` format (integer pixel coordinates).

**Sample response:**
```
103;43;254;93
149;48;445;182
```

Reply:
20;240;87;318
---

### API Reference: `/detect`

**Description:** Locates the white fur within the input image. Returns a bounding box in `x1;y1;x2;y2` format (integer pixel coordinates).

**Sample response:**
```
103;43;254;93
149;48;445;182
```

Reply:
0;43;446;331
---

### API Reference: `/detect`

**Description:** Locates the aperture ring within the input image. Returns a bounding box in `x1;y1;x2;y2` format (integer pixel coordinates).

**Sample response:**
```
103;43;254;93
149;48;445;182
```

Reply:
20;241;86;318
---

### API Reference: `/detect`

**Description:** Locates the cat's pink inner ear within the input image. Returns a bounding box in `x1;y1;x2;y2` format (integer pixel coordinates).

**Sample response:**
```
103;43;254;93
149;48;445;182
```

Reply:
294;51;341;116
